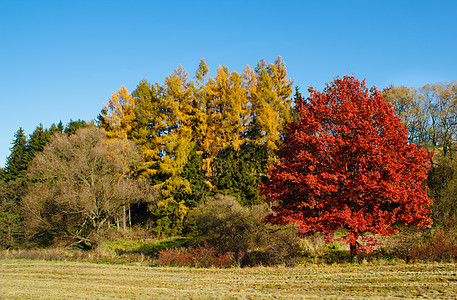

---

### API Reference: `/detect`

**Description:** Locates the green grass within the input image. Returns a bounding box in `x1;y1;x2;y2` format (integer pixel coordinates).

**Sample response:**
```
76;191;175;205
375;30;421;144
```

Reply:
102;236;189;256
1;260;457;299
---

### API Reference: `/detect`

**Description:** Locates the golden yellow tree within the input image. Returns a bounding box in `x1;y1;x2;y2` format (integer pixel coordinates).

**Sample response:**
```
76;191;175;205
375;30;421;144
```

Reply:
153;65;196;231
203;66;250;176
192;59;209;147
130;79;164;178
249;56;294;162
99;85;135;139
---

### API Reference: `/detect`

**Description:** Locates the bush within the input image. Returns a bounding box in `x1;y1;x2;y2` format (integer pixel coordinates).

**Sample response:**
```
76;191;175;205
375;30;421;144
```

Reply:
370;229;419;262
409;226;457;262
355;223;457;263
241;226;302;267
186;194;301;266
186;194;255;253
154;244;235;268
296;234;353;264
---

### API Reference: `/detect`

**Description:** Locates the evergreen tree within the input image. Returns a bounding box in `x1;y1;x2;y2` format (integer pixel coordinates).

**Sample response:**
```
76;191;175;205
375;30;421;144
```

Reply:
0;179;25;248
213;143;268;206
1;128;30;247
49;121;64;135
26;124;52;162
181;147;210;208
5;123;66;183
4;128;28;182
64;119;93;135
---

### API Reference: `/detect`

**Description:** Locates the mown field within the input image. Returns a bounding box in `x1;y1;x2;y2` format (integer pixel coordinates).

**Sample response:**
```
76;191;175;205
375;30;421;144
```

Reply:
1;260;457;299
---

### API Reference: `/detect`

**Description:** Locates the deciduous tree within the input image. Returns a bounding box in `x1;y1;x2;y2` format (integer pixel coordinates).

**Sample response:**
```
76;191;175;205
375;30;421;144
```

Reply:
99;85;135;139
23;128;151;248
249;56;294;163
130;79;164;177
383;85;429;146
203;66;250;175
384;82;457;225
262;75;433;260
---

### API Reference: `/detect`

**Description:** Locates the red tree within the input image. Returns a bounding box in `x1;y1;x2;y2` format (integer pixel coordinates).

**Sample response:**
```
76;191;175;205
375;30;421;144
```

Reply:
262;75;432;259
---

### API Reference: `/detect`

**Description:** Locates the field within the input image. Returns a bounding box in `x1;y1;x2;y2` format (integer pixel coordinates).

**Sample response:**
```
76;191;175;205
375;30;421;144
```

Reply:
1;260;457;299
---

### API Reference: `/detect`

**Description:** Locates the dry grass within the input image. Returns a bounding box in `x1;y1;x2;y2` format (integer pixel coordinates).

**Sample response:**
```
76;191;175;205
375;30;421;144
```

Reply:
1;260;457;299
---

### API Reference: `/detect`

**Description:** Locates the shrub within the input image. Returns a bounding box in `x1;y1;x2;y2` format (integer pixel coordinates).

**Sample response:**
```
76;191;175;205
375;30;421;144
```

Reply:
372;229;420;262
298;233;327;258
186;194;301;266
296;234;353;264
154;244;235;268
409;226;457;262
356;223;457;263
241;225;301;267
186;194;254;252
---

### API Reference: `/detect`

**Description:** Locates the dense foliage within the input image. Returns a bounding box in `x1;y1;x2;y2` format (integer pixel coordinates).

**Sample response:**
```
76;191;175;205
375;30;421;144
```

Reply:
0;58;455;265
98;56;293;235
262;76;433;258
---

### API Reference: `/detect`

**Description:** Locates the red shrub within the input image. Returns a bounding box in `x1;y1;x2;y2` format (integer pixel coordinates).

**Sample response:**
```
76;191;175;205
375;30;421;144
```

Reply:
409;228;457;261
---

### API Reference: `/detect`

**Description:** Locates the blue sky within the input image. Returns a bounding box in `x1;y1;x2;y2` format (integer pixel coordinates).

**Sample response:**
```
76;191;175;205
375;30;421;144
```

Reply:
1;0;456;167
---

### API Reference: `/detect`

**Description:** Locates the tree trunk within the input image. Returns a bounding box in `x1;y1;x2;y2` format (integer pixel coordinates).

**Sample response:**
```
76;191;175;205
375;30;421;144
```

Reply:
350;243;357;263
122;205;127;231
128;204;132;228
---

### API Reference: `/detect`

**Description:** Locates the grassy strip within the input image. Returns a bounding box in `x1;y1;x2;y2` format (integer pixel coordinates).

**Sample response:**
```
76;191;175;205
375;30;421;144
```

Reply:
102;236;189;256
1;260;457;299
0;237;190;266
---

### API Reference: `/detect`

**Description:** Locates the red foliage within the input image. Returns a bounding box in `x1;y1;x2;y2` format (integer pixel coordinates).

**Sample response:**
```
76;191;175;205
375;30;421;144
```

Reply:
262;75;433;255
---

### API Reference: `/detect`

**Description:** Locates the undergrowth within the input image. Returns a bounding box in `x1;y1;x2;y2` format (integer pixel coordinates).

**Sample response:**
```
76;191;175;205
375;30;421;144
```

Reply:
2;224;457;267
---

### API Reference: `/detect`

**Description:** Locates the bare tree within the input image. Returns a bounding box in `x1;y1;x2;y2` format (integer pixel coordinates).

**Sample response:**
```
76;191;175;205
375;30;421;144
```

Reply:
23;128;154;248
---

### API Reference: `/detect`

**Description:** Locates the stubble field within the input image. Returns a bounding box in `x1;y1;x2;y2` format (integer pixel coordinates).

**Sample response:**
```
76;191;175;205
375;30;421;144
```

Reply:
1;260;457;299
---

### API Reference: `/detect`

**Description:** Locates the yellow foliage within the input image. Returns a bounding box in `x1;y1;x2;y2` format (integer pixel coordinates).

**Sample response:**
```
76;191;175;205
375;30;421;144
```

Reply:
100;85;135;139
249;56;293;163
202;66;250;175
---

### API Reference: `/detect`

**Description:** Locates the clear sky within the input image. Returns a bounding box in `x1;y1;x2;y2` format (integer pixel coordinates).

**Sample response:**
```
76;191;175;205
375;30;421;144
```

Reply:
1;0;456;167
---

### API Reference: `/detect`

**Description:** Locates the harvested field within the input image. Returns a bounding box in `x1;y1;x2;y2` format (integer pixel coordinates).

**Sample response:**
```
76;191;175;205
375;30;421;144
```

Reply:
1;260;456;299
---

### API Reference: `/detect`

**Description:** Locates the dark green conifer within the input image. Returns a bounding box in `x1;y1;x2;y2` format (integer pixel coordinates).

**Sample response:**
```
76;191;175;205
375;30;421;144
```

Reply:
26;124;51;161
64;119;93;135
213;143;268;206
4;128;28;182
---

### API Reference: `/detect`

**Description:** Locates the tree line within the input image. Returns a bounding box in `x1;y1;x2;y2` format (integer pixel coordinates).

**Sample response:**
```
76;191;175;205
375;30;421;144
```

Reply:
383;83;457;223
0;57;456;251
